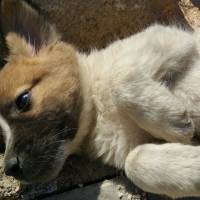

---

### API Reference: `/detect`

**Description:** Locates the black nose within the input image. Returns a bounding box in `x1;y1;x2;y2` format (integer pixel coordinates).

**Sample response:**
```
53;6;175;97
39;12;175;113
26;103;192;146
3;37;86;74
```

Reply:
4;157;20;177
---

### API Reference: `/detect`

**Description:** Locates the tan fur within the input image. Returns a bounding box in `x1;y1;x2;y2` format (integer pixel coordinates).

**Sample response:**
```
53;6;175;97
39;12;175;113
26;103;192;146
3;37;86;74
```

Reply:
0;33;80;118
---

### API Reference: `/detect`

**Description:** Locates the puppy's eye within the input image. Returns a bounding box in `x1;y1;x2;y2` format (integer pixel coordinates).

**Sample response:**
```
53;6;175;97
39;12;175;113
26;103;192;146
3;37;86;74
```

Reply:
15;91;31;112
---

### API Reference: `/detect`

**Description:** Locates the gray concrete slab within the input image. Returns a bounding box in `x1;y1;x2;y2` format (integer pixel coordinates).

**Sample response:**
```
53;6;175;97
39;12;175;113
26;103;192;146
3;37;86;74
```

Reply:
43;177;147;200
43;176;200;200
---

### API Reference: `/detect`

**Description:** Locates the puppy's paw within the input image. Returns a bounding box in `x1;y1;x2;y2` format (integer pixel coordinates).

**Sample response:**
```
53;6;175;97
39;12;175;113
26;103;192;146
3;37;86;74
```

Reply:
167;111;194;143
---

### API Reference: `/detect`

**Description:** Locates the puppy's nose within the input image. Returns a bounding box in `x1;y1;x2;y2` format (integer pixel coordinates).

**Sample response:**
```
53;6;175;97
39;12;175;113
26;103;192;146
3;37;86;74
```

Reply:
4;157;20;177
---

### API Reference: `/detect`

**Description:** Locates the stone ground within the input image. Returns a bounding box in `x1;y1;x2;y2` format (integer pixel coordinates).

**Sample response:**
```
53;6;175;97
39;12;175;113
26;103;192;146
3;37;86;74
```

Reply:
1;0;200;200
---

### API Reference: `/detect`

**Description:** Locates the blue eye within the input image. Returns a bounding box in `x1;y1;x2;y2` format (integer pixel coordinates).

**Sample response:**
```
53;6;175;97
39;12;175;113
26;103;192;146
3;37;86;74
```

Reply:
15;91;31;112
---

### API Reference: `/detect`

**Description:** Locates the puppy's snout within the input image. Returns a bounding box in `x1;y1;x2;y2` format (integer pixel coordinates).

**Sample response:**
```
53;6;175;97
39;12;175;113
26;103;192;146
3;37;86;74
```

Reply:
4;156;20;177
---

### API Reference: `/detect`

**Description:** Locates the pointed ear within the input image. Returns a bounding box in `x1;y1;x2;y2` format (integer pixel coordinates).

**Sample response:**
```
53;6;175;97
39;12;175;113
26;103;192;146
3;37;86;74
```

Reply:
0;0;60;55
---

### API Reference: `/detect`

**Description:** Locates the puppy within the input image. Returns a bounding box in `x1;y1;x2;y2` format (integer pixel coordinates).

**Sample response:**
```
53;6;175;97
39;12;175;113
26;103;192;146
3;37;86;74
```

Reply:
0;0;200;198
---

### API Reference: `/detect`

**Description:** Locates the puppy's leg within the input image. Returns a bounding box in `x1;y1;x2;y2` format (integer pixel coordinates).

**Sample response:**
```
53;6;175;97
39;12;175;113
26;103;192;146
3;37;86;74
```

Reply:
125;143;200;198
113;77;194;143
140;24;197;83
111;25;197;142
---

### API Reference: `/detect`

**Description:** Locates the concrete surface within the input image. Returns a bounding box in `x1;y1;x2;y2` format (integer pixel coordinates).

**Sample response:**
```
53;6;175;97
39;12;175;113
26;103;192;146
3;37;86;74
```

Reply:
43;177;147;200
42;177;200;200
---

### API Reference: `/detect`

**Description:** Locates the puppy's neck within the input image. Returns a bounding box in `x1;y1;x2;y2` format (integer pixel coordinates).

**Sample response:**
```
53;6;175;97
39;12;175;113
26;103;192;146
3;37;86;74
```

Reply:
64;50;97;156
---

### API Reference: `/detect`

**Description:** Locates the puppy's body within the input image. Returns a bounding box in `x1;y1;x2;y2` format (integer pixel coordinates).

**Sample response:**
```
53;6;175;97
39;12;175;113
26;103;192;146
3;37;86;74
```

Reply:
1;0;200;198
75;25;198;164
74;25;200;198
76;34;158;168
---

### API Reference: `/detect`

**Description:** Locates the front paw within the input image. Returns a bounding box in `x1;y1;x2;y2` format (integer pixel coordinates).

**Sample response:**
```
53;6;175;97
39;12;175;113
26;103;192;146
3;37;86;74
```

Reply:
167;111;194;143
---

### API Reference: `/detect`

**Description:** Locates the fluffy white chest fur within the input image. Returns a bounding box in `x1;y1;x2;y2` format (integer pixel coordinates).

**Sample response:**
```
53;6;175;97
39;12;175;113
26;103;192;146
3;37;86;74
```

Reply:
77;37;157;168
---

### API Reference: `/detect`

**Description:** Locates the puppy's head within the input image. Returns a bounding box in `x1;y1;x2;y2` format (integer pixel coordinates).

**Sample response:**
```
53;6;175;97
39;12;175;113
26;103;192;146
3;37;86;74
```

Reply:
0;0;81;184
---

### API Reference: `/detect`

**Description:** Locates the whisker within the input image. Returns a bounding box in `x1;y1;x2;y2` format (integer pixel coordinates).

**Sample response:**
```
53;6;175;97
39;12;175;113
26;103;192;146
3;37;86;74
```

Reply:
48;127;78;140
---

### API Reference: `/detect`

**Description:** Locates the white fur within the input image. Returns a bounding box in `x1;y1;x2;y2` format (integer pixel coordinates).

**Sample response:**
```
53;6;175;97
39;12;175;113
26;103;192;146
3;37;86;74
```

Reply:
125;143;200;198
73;24;200;198
0;114;12;146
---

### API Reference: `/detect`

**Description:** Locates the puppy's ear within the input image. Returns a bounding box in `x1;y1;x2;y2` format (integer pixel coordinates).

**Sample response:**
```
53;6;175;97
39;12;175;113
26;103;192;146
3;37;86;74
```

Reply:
0;0;60;56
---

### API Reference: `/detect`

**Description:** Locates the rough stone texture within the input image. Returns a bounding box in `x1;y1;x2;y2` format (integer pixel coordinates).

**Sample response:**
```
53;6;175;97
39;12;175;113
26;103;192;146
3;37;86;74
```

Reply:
1;0;200;200
0;155;19;199
179;0;200;29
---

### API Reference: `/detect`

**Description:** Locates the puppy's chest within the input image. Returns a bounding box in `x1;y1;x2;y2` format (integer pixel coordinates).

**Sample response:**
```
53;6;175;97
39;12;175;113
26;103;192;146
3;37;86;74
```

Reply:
81;43;154;168
88;78;147;169
91;95;131;168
